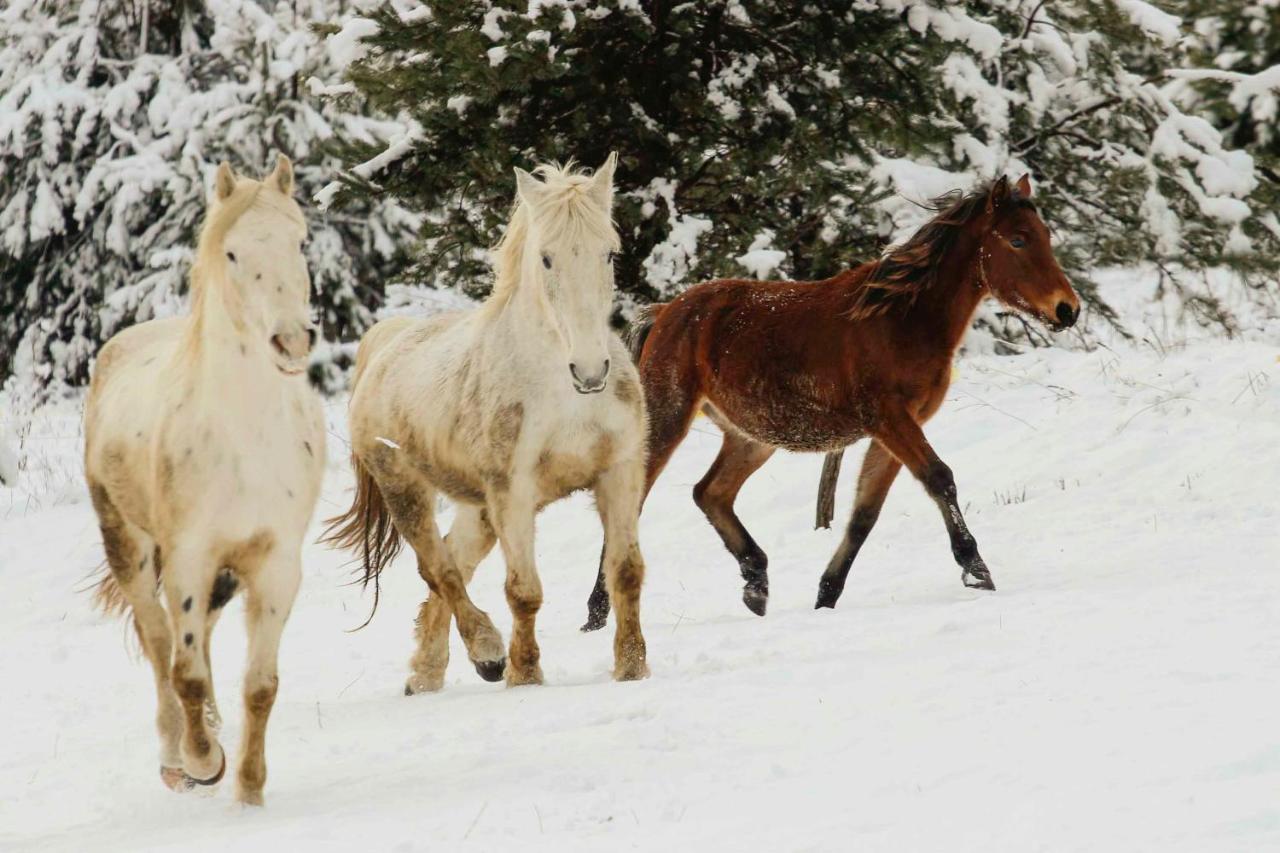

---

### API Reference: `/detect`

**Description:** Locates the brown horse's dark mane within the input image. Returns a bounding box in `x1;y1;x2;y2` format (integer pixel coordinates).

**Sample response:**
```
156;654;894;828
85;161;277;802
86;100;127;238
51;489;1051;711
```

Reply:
844;181;1032;320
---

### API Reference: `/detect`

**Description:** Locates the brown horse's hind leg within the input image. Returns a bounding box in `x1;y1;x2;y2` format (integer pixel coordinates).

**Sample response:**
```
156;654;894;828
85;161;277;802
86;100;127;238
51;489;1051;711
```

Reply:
815;440;902;608
582;381;701;632
874;411;996;592
406;505;496;695
692;428;776;616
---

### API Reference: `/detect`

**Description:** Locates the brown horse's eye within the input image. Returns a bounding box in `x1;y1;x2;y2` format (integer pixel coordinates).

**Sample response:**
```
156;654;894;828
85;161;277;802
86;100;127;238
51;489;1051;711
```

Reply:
1010;237;1025;249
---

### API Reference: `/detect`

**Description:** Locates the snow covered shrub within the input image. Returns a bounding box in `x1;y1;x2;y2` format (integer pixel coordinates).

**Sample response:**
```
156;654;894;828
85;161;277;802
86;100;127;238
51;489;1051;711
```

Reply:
320;0;1280;338
0;0;418;395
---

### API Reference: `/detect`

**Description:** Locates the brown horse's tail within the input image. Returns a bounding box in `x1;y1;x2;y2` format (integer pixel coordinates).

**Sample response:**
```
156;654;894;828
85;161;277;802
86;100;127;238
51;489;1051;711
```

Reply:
623;302;666;364
319;452;403;628
814;450;845;530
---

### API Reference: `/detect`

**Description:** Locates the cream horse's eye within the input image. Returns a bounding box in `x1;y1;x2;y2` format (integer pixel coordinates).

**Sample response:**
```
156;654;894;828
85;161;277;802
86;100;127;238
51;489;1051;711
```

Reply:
226;252;237;263
607;251;616;264
542;254;552;270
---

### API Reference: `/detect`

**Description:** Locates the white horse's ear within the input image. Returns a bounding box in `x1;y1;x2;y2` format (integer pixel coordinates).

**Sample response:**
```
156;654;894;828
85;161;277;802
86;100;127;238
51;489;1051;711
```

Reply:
589;152;618;206
214;162;237;200
514;167;544;208
268;154;295;196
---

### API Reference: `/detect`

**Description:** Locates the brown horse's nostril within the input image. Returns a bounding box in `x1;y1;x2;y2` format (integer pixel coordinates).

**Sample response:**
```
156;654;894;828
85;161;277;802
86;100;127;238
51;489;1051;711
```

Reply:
1055;302;1078;328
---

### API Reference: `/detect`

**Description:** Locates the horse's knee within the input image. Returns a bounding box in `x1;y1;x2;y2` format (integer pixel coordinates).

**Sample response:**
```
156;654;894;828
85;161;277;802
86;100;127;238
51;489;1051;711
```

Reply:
923;461;956;500
607;546;645;602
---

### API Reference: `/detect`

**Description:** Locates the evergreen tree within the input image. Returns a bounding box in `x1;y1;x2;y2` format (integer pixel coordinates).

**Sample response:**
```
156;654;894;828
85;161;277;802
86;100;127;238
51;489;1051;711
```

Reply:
321;0;1279;342
0;0;419;394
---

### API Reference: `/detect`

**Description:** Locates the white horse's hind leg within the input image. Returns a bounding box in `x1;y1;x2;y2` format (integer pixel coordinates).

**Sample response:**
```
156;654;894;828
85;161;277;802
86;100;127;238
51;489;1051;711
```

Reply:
594;461;650;681
161;541;226;785
235;553;301;806
90;483;187;782
406;506;496;695
377;473;507;682
489;489;543;686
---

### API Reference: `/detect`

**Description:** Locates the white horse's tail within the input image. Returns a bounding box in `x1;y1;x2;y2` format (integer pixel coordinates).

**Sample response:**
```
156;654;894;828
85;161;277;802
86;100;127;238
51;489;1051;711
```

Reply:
320;452;402;629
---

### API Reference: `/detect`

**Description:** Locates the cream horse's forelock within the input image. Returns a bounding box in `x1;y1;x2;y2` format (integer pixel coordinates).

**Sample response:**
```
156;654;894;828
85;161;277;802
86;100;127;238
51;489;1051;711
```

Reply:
486;160;620;311
187;177;306;339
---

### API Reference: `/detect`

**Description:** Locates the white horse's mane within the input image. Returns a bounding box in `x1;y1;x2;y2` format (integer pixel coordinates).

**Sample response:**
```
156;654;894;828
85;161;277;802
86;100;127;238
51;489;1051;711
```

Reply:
485;160;619;312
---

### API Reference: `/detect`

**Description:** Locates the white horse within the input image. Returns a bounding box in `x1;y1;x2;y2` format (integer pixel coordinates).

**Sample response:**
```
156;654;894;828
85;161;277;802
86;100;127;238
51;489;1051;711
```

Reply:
325;155;650;692
85;155;324;806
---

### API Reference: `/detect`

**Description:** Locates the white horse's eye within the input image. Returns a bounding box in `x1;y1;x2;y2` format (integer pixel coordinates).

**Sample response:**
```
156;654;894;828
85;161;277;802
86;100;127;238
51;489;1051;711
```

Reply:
226;252;237;263
607;251;616;264
542;254;551;270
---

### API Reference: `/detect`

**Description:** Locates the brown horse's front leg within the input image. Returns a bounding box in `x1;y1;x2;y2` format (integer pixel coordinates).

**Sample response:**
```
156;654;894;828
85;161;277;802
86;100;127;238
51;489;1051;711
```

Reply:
872;411;996;592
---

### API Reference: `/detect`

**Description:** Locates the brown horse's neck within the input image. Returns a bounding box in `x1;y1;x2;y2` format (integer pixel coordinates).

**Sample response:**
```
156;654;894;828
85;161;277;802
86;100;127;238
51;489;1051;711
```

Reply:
890;230;988;357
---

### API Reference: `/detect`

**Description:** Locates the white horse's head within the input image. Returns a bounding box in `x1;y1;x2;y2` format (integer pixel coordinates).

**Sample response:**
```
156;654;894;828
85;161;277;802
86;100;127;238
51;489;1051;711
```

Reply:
202;155;315;375
510;154;621;394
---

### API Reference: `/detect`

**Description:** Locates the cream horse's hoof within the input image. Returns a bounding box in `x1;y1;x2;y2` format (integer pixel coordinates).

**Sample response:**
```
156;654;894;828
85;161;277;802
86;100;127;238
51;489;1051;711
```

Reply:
160;748;226;792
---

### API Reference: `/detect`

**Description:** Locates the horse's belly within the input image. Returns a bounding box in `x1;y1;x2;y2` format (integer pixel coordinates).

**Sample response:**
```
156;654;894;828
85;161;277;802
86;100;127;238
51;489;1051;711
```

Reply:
708;386;868;453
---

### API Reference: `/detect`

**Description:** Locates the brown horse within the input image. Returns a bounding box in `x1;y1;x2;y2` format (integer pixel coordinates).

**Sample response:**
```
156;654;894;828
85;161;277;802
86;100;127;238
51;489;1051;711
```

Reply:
582;175;1078;630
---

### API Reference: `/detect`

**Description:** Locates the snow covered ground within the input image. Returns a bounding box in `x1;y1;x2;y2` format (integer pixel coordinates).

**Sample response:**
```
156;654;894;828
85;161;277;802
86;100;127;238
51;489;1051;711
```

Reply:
1;273;1278;852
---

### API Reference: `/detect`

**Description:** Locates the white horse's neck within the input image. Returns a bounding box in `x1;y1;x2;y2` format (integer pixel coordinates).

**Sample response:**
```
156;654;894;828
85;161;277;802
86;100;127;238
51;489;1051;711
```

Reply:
178;266;274;395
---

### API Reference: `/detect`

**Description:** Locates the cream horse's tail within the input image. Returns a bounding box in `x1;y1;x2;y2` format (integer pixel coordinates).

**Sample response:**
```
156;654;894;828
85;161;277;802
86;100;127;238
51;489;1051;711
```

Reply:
319;318;415;628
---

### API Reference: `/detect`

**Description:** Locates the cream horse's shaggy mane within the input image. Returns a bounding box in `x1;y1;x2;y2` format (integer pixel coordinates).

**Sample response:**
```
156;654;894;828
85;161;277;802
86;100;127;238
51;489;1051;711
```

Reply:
486;160;621;311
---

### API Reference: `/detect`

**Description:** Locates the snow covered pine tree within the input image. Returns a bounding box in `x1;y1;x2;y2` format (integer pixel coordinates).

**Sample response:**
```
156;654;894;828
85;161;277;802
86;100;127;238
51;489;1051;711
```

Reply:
321;0;1279;342
0;0;418;396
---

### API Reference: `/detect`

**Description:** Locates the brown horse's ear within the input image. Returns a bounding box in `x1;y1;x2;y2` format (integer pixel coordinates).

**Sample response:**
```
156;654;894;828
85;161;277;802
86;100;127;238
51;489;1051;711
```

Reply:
214;162;237;200
267;154;295;197
986;176;1011;213
1015;173;1032;198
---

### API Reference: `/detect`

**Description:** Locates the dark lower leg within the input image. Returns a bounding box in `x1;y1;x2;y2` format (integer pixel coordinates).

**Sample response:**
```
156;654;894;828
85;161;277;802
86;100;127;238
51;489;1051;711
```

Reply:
816;441;902;608
875;415;995;591
692;432;775;616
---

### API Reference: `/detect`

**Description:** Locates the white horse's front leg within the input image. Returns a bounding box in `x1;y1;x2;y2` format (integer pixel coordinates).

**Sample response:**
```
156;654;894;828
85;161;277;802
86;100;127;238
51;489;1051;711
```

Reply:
594;459;650;681
162;542;226;786
235;552;301;806
488;487;543;686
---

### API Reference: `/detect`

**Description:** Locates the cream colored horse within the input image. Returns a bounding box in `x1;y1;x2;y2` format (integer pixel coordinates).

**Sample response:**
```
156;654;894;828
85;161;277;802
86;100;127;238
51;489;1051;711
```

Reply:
85;155;324;806
325;155;650;693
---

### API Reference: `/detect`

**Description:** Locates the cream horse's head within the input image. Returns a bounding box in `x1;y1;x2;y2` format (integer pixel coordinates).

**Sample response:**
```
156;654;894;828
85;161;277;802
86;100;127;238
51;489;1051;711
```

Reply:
205;154;315;375
512;154;621;394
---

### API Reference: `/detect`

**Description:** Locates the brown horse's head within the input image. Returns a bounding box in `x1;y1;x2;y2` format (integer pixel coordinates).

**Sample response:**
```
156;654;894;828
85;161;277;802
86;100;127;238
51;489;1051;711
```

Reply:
976;175;1079;330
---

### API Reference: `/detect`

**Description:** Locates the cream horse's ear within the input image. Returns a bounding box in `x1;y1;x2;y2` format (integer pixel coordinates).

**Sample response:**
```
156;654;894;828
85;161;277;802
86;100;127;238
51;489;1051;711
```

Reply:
588;152;618;207
514;166;545;209
214;162;237;201
267;153;295;196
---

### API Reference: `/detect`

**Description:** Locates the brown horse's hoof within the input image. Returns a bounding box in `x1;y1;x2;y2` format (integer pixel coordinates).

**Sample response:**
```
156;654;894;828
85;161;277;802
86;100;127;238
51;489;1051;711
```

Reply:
963;570;996;591
473;657;506;682
742;585;768;617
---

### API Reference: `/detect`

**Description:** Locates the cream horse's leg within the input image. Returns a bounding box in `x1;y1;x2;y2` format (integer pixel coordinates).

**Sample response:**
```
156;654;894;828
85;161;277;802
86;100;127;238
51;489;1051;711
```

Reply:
594;461;650;681
88;483;185;785
489;486;543;686
406;505;497;695
235;552;301;806
377;473;507;682
161;540;226;785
